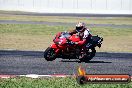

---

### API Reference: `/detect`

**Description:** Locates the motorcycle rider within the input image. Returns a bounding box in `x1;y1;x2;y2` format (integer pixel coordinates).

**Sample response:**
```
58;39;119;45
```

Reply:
69;22;92;46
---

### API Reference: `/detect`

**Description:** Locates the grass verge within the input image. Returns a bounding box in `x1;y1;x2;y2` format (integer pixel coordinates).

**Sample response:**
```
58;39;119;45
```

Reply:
0;77;132;88
0;24;132;52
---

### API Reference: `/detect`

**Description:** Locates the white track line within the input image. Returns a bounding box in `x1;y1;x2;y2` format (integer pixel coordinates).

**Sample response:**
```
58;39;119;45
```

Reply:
0;74;71;78
21;74;71;78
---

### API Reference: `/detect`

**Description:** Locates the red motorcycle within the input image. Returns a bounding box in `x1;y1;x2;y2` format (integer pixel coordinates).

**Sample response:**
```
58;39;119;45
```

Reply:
44;32;103;62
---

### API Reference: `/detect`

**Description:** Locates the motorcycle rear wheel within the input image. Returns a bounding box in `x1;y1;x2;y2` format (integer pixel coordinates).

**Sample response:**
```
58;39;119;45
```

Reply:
79;47;96;62
44;47;56;61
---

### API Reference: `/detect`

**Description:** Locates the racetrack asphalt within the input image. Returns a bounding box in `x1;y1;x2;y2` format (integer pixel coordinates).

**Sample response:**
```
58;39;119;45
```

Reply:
0;50;132;75
0;20;132;28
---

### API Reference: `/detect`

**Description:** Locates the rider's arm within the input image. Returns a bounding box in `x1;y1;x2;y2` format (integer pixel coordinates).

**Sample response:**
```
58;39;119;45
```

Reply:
78;29;90;46
78;39;87;45
69;29;77;35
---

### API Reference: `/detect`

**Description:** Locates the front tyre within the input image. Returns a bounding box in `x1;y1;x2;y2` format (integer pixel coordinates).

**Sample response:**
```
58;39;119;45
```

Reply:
44;47;56;61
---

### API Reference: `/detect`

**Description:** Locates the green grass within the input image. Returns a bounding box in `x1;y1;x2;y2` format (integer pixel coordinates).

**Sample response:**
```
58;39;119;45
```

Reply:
0;24;69;35
0;24;132;36
0;77;131;88
0;24;132;52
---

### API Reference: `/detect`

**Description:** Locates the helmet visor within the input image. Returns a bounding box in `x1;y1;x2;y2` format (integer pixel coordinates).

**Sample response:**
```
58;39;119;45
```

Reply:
76;26;83;32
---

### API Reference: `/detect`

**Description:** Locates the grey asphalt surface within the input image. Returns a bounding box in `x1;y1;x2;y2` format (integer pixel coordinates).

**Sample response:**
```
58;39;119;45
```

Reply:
0;50;132;75
0;20;132;28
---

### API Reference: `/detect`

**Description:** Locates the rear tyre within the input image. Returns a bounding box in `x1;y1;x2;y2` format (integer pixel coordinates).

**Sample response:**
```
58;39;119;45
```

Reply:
44;47;56;61
80;47;96;62
87;47;96;60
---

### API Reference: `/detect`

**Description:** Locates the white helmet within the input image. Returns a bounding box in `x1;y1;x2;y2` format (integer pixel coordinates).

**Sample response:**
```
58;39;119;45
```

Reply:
76;22;85;32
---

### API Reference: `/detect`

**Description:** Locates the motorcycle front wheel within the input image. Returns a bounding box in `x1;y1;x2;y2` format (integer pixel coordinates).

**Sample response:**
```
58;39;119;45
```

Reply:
44;47;56;61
